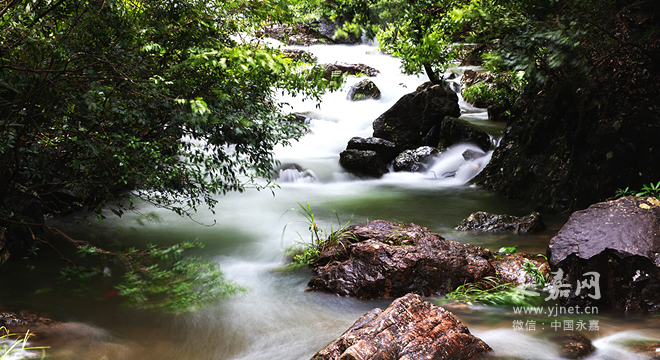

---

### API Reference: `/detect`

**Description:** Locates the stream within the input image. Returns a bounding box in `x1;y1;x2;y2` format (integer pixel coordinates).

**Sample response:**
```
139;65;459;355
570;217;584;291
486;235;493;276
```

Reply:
2;43;660;360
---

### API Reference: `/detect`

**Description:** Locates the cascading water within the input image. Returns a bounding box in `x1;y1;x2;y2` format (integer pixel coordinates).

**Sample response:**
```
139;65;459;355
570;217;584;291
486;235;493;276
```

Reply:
3;42;660;360
273;43;494;186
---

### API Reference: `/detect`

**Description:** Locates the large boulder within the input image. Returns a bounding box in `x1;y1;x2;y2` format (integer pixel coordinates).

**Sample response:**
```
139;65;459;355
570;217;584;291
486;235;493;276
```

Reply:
547;196;660;313
308;220;496;299
311;293;492;360
455;211;545;233
437;116;493;152
373;82;460;151
347;79;381;101
345;137;398;163
393;146;440;172
339;149;388;178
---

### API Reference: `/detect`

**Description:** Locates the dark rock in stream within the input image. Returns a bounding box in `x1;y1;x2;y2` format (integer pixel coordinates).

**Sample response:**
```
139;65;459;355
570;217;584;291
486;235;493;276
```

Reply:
547;196;660;313
436;116;493;152
455;211;545;233
308;220;496;298
373;82;460;151
345;137;398;163
310;293;492;360
347;79;381;101
393;146;440;172
339;149;389;178
551;334;595;359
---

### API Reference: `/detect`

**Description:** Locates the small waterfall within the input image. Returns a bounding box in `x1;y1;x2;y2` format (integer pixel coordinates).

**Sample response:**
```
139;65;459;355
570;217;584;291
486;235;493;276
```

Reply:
274;44;498;187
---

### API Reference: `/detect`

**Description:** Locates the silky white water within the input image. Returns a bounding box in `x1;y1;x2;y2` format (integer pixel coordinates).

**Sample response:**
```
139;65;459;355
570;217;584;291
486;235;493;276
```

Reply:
2;43;659;360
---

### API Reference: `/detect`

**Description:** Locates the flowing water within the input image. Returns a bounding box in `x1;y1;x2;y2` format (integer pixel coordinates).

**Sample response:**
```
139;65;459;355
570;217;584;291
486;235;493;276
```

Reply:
2;43;660;360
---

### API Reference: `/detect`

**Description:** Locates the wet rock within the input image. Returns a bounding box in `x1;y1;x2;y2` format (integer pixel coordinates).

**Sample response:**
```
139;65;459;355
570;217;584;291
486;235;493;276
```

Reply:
322;62;380;81
491;252;550;287
373;82;460;151
437;116;493;152
339;149;388;178
1;308;59;332
347;79;381;101
550;334;595;359
311;293;492;360
346;137;398;163
393;146;440;172
547;196;660;313
455;211;545;233
308;220;495;299
462;149;487;161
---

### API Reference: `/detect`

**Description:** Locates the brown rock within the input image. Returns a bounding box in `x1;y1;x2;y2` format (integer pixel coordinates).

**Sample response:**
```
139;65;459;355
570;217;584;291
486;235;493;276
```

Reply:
308;220;495;299
551;334;595;359
311;293;492;360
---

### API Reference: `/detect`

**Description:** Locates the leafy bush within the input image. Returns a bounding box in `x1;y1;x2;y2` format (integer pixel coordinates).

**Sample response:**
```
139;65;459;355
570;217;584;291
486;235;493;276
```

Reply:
462;71;525;108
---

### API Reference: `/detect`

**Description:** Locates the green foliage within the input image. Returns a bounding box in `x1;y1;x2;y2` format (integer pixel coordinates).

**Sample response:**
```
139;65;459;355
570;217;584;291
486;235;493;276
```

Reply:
616;181;660;199
446;256;549;307
0;0;337;313
522;258;549;287
0;327;48;359
497;245;518;253
445;276;544;307
462;71;525;107
0;0;332;221
308;0;470;83
282;202;351;266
